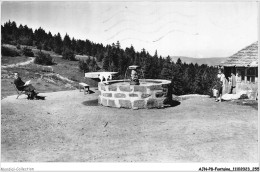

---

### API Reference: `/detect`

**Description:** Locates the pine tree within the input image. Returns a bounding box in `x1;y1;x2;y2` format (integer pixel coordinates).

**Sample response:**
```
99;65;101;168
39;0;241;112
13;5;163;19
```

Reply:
102;55;110;71
63;33;71;50
34;27;47;50
171;63;184;95
76;40;85;55
160;55;172;80
53;33;63;54
116;40;120;49
71;38;76;52
85;39;92;55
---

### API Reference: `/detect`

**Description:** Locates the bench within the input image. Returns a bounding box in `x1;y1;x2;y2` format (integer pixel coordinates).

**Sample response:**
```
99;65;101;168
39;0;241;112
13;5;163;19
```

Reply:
79;83;90;94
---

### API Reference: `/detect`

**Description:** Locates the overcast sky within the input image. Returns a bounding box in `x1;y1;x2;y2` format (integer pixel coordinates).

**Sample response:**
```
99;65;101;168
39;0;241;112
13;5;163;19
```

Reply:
1;1;258;58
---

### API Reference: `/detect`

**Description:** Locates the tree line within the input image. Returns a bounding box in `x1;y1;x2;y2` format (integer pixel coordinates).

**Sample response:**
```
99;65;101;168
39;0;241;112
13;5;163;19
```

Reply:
1;20;219;95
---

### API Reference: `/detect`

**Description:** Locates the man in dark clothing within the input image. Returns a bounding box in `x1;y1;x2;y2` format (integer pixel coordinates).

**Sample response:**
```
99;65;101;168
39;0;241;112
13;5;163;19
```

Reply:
14;72;38;99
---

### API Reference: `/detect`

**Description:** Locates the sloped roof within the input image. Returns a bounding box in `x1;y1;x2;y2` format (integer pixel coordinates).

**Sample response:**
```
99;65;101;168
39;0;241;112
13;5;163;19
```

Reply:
221;41;258;67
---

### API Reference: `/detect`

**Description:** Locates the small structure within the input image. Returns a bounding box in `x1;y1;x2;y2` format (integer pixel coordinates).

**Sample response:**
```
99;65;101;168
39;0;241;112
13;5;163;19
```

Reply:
79;83;90;94
220;41;258;99
85;72;118;84
97;65;172;109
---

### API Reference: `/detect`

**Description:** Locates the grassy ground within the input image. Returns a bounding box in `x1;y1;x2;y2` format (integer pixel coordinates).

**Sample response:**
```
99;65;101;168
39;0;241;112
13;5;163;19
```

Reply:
1;56;29;65
227;99;258;110
1;91;258;162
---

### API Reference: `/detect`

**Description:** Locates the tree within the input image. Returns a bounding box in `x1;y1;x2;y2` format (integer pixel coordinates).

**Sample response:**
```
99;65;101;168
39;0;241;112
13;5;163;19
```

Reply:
53;33;63;54
63;33;71;50
160;55;172;80
34;51;54;65
171;63;184;95
62;48;76;61
116;40;121;49
85;39;92;55
102;55;110;71
71;38;76;52
78;59;89;73
22;47;34;57
34;27;47;50
76;40;85;55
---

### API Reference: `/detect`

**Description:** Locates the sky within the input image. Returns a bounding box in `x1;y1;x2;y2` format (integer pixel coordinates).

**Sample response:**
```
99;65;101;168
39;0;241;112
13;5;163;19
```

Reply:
1;1;258;58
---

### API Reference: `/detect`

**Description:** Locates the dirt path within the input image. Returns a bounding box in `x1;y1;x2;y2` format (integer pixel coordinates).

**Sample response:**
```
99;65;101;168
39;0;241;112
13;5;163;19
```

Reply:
1;90;258;162
1;57;35;68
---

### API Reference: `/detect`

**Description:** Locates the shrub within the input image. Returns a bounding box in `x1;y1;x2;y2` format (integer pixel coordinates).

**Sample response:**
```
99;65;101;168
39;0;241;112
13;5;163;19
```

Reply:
62;48;76;61
34;51;54;65
36;43;42;50
22;47;34;57
16;44;21;50
78;59;89;72
1;46;20;56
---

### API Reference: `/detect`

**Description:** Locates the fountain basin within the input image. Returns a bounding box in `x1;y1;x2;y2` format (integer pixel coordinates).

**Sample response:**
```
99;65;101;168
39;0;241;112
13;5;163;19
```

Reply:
98;79;172;109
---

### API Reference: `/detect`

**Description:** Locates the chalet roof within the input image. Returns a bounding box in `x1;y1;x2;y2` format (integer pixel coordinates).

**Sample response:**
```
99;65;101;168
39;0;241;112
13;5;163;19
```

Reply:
220;41;258;67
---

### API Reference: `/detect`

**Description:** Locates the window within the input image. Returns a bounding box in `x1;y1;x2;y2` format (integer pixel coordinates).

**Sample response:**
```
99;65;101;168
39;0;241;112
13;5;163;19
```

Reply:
236;68;245;82
246;68;257;83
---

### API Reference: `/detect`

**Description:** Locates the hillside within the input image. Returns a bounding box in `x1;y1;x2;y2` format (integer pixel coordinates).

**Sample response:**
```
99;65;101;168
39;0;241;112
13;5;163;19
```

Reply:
171;56;227;66
1;44;99;99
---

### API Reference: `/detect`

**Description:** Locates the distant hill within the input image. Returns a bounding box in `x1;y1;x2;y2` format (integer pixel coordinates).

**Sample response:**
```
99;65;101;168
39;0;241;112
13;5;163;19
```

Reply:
171;56;227;66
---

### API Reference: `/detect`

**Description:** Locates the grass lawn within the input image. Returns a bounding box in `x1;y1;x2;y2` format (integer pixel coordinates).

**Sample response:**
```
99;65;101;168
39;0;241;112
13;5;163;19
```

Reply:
1;91;258;162
1;56;29;65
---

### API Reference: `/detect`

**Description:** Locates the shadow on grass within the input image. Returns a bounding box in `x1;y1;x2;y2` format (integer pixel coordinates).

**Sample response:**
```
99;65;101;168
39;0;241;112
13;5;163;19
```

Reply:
82;99;99;106
88;90;95;94
82;99;181;108
234;100;258;110
163;100;181;108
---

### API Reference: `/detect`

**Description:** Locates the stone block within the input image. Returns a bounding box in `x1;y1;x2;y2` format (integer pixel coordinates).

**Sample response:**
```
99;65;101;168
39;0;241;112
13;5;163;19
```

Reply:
108;99;116;107
100;85;106;91
129;93;139;97
141;93;151;98
98;96;101;104
119;86;132;92
101;98;108;106
134;86;147;92
156;98;165;108
96;90;101;96
114;93;126;98
146;98;158;109
98;82;105;87
102;93;112;97
119;100;132;109
133;100;145;109
148;85;163;90
108;85;117;91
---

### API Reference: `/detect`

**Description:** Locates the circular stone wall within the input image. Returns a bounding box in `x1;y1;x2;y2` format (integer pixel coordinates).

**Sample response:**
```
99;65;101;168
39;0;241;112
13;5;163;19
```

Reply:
97;79;171;109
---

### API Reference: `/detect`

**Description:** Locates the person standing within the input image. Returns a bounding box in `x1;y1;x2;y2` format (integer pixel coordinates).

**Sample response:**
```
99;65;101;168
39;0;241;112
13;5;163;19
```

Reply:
230;69;236;94
216;69;225;102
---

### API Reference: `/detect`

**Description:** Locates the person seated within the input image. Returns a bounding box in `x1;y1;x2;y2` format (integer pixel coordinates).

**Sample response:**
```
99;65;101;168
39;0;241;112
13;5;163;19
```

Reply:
13;72;38;99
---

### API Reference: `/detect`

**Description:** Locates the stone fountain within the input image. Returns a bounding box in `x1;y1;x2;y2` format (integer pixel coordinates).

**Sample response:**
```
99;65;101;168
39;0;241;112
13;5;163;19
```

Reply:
97;65;172;109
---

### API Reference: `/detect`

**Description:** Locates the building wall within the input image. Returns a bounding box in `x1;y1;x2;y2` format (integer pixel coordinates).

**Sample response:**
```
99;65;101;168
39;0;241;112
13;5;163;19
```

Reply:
224;66;258;99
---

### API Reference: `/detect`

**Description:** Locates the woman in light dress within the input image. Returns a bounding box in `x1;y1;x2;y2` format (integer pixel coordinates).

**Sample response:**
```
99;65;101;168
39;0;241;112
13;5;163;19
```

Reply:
216;69;227;102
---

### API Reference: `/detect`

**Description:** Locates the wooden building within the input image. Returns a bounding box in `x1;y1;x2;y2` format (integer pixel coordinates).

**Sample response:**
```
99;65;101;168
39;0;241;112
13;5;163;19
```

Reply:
220;41;258;98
